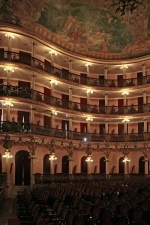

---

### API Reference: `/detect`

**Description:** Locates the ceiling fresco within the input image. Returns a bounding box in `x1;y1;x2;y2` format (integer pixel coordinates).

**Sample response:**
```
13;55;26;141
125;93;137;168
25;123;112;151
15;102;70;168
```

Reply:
1;0;150;60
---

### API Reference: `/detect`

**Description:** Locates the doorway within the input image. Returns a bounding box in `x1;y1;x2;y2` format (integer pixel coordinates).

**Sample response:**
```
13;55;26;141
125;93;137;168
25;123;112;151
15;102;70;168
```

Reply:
119;157;124;174
62;155;69;174
81;156;87;174
139;156;145;174
100;157;106;174
15;150;30;185
43;154;50;174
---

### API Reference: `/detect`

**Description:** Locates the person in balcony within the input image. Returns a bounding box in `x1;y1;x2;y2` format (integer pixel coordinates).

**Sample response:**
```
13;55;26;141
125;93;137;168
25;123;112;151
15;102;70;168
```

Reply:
129;104;136;114
92;104;98;113
36;92;42;101
73;102;79;111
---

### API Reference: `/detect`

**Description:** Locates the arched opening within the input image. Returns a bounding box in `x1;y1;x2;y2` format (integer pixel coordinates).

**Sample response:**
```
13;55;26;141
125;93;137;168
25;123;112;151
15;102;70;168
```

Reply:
139;156;145;174
100;157;106;174
81;156;87;174
0;153;2;173
119;157;124;174
43;154;50;174
15;150;30;186
62;155;69;174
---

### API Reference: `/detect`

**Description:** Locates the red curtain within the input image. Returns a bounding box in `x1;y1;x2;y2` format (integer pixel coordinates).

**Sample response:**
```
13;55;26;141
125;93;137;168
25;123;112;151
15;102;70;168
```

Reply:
18;81;30;88
18;111;29;123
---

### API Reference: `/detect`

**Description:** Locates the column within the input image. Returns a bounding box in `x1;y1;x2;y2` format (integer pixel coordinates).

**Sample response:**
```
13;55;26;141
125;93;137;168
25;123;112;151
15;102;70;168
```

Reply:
51;113;54;128
5;68;13;86
145;158;149;175
30;107;34;124
144;120;148;133
6;34;14;61
5;157;11;198
30;157;35;190
6;105;10;121
142;64;146;77
50;160;54;175
51;83;54;96
124;122;127;134
31;41;37;66
69;116;72;139
106;161;110;178
87;91;90;105
104;67;108;79
123;94;127;106
69;159;73;175
86;64;90;77
69;87;73;110
31;74;36;90
105;94;108;106
69;58;72;73
143;91;146;104
51;53;55;67
124;160;128;175
87;161;91;175
123;67;126;79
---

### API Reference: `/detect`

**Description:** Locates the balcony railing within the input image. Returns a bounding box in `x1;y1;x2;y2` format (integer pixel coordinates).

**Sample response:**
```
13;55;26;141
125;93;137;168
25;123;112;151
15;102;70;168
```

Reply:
0;85;149;115
1;121;150;142
2;51;150;88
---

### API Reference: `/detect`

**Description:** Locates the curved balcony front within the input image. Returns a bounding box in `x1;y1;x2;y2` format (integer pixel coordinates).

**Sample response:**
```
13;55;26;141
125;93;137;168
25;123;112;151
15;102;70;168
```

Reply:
0;85;149;116
1;51;150;89
1;121;149;143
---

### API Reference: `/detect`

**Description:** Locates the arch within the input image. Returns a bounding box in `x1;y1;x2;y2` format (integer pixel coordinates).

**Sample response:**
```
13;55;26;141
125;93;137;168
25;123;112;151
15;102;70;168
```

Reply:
62;155;69;174
139;156;145;174
81;156;87;174
100;157;106;174
43;154;50;174
0;153;2;173
119;157;124;174
15;150;30;186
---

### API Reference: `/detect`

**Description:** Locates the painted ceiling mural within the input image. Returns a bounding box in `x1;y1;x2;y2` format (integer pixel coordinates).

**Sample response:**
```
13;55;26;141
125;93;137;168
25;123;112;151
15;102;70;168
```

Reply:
1;0;150;60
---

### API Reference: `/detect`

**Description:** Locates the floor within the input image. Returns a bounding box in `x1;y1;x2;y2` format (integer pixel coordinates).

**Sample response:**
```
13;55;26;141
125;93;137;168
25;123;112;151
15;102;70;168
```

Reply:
0;198;17;225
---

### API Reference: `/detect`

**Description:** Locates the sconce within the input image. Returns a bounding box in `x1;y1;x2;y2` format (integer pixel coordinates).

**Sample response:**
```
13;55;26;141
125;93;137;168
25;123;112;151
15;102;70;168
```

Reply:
86;117;93;121
122;91;129;95
49;80;58;85
49;153;57;161
123;156;130;162
49;49;57;55
86;155;93;162
122;118;130;122
5;33;15;39
86;89;93;94
3;102;13;107
4;67;14;72
2;149;13;158
120;65;128;69
85;62;92;67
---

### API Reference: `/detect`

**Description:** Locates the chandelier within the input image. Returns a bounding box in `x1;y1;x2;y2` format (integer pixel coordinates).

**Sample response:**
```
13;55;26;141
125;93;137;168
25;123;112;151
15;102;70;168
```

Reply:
105;0;148;18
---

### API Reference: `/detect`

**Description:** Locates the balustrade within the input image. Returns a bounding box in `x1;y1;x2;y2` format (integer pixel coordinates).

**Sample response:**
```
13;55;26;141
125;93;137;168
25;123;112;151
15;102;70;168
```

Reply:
0;85;149;115
2;51;150;88
0;121;149;142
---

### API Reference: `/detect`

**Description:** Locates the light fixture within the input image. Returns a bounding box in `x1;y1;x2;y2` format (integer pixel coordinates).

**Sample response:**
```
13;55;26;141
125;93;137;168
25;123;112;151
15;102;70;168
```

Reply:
4;67;14;72
120;65;128;69
86;155;93;162
86;117;93;121
105;0;147;16
52;111;57;115
83;137;87;142
2;149;13;158
122;118;130;122
123;156;130;162
122;91;129;95
49;49;57;55
85;62;92;67
5;33;15;39
49;80;57;85
49;153;57;161
86;89;93;94
3;102;13;107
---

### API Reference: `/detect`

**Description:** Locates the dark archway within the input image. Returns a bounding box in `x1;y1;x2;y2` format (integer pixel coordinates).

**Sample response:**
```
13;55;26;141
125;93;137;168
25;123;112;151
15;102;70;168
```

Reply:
15;150;30;186
119;157;124;174
100;157;106;174
62;155;69;174
0;153;2;173
81;156;87;174
139;156;145;174
43;154;50;174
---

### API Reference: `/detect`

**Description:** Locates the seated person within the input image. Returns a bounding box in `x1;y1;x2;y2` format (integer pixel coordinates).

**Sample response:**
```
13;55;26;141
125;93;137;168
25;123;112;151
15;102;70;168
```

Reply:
129;104;136;113
92;105;98;113
109;80;116;87
73;102;79;111
36;92;42;101
110;105;116;114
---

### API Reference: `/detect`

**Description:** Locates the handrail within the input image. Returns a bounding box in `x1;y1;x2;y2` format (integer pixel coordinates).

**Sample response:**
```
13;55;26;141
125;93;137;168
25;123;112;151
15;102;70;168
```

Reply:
1;121;150;142
2;51;150;88
0;85;149;115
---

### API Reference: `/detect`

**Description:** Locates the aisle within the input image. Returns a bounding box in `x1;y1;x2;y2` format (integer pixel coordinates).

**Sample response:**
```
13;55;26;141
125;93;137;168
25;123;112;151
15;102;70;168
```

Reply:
0;198;17;225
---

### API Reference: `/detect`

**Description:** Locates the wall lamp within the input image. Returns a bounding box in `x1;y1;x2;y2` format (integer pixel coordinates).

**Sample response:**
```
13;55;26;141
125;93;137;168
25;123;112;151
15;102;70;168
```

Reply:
49;153;57;161
49;49;57;55
50;80;57;85
5;33;15;39
3;102;13;107
86;155;93;162
4;67;14;72
2;149;13;158
86;89;93;94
